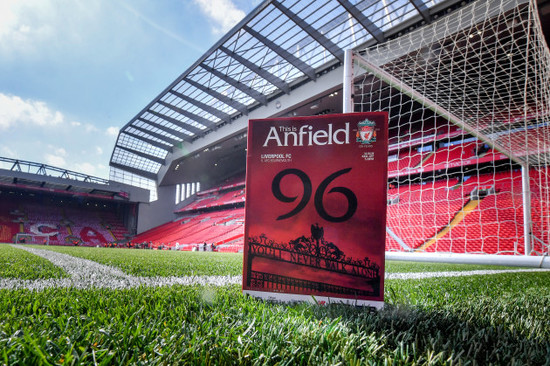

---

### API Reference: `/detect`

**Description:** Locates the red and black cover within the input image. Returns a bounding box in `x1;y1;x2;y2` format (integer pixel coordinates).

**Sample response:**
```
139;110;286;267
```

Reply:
243;112;388;306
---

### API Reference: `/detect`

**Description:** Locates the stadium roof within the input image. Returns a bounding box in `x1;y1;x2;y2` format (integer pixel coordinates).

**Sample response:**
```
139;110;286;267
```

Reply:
0;157;149;202
0;157;109;185
110;0;468;181
0;157;150;202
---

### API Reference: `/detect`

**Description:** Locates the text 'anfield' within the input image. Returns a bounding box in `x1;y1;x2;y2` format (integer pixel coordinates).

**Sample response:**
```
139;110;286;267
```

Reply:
263;123;350;147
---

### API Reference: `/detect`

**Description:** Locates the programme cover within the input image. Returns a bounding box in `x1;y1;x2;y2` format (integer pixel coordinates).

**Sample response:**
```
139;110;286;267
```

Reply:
243;112;388;307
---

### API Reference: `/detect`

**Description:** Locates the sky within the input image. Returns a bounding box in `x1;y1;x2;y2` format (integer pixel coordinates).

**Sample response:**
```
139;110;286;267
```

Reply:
0;0;260;179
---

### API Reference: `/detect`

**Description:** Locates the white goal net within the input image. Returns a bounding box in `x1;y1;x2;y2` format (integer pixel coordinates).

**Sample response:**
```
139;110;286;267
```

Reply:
348;0;550;255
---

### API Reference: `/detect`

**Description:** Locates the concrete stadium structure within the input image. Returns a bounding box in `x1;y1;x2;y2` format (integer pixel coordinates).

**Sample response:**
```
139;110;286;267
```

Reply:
0;158;148;244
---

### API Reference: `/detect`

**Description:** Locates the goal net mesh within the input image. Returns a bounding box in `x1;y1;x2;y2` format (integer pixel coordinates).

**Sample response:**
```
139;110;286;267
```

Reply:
352;0;550;255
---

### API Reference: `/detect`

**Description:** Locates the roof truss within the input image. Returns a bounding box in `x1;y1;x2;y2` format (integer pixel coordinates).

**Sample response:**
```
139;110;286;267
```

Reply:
110;162;157;180
120;131;173;152
243;25;317;81
169;90;231;123
110;0;453;180
271;0;345;63
157;101;218;129
184;77;249;116
219;45;290;94
116;146;166;165
199;63;268;106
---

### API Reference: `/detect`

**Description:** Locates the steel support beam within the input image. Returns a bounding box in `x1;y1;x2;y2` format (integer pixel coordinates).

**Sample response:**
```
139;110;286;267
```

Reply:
200;63;268;106
169;90;231;123
219;45;290;94
115;146;166;165
136;118;193;142
11;161;21;172
409;0;431;23
272;0;345;63
162;54;345;176
121;131;173;152
109;162;158;181
337;0;385;43
184;77;249;116
146;110;204;136
157;100;217;129
127;124;183;146
243;25;317;81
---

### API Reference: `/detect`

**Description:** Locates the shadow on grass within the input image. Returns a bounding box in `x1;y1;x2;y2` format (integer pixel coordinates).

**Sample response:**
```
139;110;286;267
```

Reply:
296;274;550;365
303;301;549;365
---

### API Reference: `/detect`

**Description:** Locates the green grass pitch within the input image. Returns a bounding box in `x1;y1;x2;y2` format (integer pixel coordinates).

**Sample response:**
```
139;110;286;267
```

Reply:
0;244;548;365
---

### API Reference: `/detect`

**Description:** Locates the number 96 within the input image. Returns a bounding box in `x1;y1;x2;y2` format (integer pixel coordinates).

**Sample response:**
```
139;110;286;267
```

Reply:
271;168;358;223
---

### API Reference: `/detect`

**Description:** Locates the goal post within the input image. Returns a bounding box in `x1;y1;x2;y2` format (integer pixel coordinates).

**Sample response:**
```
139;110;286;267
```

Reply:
343;0;550;256
14;233;50;245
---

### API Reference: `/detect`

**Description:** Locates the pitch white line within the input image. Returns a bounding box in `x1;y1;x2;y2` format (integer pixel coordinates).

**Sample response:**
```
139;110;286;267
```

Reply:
1;245;240;291
385;268;550;280
1;245;548;291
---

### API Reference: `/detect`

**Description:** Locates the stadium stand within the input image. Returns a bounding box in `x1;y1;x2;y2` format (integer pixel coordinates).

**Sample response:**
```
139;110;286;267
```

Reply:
179;177;245;212
133;121;549;255
0;192;129;246
132;206;244;251
0;118;530;256
131;175;246;251
180;188;245;212
386;177;466;251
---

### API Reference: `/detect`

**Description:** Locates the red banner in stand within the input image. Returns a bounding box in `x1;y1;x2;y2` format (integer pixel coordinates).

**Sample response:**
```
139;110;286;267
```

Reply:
243;112;388;308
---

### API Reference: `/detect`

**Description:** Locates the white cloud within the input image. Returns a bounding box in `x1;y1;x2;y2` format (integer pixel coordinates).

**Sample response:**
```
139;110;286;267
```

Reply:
69;121;98;133
46;146;67;157
70;162;109;179
44;153;66;168
106;126;119;136
1;146;17;158
0;0;56;56
193;0;245;35
94;164;109;179
0;93;64;130
72;162;98;177
43;146;67;169
39;147;108;178
0;92;112;178
84;124;98;133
